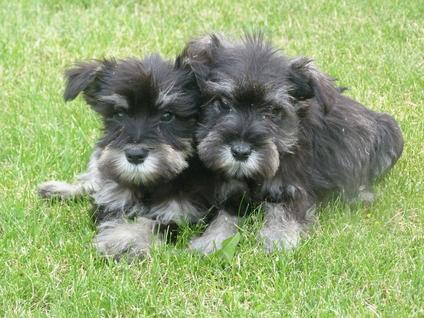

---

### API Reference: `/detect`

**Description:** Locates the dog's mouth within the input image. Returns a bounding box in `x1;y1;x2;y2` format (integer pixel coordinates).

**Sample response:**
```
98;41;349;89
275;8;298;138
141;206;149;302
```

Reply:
98;143;191;186
219;145;262;178
198;136;280;179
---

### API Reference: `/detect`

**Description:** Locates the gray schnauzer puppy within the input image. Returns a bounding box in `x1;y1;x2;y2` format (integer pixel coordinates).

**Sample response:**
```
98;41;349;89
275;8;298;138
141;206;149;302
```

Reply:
38;55;212;260
181;34;403;254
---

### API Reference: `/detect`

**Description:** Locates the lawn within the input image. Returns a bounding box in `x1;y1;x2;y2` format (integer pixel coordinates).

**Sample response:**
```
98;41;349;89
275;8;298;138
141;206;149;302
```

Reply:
1;0;423;316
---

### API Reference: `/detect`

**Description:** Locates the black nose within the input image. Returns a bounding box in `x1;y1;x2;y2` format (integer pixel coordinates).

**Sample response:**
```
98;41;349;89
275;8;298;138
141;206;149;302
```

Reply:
125;148;149;165
231;142;252;161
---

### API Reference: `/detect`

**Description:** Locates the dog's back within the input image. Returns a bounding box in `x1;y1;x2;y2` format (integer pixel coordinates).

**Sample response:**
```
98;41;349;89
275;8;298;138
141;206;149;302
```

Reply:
303;93;403;201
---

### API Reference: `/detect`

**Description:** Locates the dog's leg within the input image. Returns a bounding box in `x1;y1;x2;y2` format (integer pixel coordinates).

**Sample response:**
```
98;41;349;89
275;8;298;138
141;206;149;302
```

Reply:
343;185;375;205
38;149;101;200
189;210;239;254
258;200;315;252
357;185;375;204
341;113;403;206
94;217;161;261
37;173;99;200
371;113;404;180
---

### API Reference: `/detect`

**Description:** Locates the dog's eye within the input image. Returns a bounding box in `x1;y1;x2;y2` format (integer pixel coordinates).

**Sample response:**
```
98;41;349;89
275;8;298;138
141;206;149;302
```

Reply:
114;110;126;118
271;107;284;117
215;98;231;113
160;112;175;122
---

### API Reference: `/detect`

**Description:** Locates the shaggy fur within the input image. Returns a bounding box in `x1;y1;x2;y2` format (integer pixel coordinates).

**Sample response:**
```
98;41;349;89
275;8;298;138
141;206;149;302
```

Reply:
38;55;213;260
182;33;404;253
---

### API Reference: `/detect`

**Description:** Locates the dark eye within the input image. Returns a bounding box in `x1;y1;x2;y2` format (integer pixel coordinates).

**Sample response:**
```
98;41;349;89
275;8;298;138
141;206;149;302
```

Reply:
271;107;284;117
215;98;231;112
160;112;175;122
114;109;126;118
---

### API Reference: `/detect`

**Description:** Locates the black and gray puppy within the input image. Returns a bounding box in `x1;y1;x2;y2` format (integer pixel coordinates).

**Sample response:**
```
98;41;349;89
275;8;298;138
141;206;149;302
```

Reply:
182;34;403;253
38;55;212;259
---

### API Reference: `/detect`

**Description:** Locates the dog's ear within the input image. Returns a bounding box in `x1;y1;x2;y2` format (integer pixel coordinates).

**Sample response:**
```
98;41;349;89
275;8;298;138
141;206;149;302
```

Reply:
63;61;101;101
174;54;194;71
288;57;340;113
63;59;117;103
180;34;223;66
178;34;224;86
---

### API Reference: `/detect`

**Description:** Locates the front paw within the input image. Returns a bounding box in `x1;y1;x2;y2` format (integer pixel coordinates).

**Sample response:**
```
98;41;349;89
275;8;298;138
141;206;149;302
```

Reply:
266;184;285;202
37;180;77;200
357;190;375;204
258;224;301;253
189;232;232;255
94;219;159;261
265;185;300;203
189;210;239;255
189;235;225;255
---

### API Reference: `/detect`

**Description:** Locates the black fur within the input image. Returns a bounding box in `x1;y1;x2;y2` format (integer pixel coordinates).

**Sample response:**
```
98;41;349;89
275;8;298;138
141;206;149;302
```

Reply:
181;33;404;252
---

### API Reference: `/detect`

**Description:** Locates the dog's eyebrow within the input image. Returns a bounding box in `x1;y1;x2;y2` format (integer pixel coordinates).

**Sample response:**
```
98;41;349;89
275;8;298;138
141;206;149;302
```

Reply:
265;87;291;105
206;80;234;97
98;94;129;109
157;91;181;108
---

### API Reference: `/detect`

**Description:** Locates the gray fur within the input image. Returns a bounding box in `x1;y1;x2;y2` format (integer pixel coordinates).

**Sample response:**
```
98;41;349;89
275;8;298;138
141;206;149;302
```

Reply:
146;199;205;225
259;202;315;251
94;217;160;261
38;148;101;200
189;210;239;254
98;94;129;109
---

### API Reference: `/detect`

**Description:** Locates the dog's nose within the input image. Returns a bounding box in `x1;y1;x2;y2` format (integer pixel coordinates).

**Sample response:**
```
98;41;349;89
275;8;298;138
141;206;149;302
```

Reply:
231;142;252;161
125;148;149;165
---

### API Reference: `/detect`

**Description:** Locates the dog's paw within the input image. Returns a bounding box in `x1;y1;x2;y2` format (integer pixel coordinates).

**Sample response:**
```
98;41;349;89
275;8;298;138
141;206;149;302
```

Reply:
94;219;159;261
189;232;232;255
265;184;285;202
357;190;375;204
263;184;302;203
258;225;301;253
37;180;78;200
346;186;375;205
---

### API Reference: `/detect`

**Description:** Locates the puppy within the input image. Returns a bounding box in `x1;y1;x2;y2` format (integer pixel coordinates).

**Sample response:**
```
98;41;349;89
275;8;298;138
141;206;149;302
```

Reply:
38;55;213;260
181;33;404;253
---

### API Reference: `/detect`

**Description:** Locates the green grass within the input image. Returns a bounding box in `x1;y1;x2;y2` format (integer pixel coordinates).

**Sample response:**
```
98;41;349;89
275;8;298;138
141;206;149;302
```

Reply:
1;0;423;316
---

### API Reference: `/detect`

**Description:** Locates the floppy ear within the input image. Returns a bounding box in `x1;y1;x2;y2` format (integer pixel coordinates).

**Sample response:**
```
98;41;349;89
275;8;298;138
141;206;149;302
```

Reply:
63;60;104;102
288;57;340;113
180;34;223;66
178;34;225;87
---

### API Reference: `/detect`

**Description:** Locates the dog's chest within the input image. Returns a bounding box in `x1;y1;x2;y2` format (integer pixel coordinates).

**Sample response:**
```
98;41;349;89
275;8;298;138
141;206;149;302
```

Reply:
217;176;300;207
145;198;206;225
92;180;141;212
93;182;206;224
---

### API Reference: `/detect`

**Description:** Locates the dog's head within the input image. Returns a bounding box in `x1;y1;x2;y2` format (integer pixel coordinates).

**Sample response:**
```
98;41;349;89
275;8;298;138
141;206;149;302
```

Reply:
64;55;200;186
180;33;339;180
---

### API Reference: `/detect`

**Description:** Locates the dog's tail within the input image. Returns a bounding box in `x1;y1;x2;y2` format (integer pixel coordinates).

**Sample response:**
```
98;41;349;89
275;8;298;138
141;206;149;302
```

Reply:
371;113;404;180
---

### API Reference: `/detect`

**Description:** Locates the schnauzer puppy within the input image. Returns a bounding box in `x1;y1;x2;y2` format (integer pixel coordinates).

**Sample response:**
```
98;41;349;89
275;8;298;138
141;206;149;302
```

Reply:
38;54;212;260
181;34;404;253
